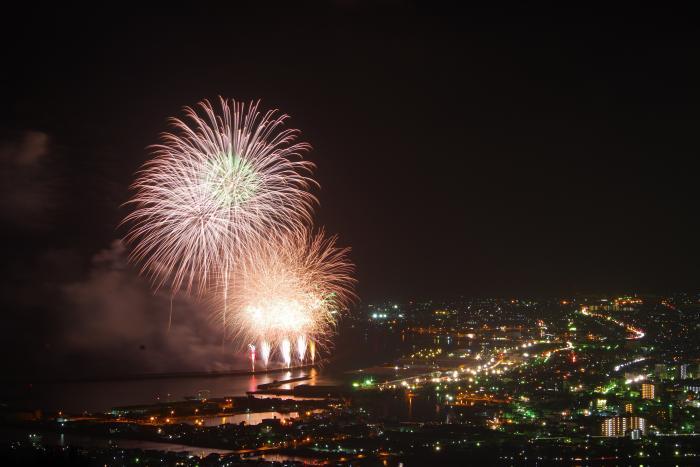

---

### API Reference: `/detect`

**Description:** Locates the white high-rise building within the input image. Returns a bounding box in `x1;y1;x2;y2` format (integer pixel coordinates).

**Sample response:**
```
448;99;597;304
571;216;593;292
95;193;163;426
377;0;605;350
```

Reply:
601;416;646;437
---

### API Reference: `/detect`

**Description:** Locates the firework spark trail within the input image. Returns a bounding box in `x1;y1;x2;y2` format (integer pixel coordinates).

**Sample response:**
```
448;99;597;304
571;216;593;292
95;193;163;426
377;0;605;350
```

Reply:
260;340;272;368
122;98;317;329
309;340;316;363
226;228;356;365
296;335;307;362
248;343;256;371
281;338;291;368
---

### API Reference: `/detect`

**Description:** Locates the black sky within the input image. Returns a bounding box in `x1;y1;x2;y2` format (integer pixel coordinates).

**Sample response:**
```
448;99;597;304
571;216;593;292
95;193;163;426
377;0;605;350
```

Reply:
2;4;699;314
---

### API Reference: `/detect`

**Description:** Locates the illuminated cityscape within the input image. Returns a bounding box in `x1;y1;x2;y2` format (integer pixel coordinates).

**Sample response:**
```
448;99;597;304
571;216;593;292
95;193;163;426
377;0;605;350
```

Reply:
4;294;700;464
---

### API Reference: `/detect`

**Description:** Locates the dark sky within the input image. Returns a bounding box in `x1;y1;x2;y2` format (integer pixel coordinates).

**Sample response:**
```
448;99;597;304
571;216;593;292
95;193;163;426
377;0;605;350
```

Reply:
1;4;699;378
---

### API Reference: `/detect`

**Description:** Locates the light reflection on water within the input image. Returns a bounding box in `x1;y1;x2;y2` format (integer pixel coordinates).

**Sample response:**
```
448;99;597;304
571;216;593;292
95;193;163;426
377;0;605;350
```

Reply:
11;326;439;415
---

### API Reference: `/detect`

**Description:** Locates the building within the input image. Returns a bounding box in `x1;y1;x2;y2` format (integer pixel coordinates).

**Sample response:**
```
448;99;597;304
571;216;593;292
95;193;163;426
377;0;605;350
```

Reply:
601;416;647;437
683;380;700;394
629;416;646;435
625;403;633;414
601;417;626;437
642;383;655;400
680;364;690;380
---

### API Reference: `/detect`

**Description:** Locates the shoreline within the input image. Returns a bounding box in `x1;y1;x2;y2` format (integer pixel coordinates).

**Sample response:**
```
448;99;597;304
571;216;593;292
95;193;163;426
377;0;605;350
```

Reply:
5;364;318;385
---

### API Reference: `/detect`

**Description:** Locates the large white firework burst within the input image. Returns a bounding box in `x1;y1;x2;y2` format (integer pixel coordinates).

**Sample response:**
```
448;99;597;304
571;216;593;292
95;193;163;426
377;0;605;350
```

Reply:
123;98;317;296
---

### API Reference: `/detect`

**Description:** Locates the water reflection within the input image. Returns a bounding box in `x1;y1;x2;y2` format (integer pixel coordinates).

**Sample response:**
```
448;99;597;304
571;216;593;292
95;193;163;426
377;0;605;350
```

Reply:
9;326;441;414
247;375;258;393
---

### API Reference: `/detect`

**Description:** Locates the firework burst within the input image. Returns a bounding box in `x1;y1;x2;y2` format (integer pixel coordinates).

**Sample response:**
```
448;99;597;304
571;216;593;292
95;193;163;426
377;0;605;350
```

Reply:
123;97;317;299
225;229;356;365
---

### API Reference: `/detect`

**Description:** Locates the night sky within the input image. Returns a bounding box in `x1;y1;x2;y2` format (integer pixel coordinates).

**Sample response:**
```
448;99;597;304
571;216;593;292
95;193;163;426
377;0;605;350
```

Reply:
2;4;699;378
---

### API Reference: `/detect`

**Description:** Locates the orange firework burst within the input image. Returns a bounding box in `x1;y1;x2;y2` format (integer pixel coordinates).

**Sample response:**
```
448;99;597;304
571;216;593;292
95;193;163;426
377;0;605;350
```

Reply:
225;229;356;366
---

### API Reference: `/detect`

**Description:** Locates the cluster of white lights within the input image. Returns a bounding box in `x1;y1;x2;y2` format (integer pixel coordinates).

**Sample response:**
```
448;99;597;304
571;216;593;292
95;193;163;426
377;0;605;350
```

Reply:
614;357;646;372
625;374;647;384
